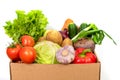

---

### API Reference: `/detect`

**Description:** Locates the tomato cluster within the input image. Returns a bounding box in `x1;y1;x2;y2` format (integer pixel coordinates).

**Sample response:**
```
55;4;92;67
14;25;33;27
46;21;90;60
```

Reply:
6;35;36;63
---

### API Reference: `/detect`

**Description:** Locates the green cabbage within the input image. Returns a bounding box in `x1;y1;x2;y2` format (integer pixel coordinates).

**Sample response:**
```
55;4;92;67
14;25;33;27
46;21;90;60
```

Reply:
34;41;61;64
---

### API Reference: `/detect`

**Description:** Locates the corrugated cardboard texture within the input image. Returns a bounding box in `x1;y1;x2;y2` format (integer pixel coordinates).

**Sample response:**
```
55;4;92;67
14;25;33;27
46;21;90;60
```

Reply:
10;62;100;80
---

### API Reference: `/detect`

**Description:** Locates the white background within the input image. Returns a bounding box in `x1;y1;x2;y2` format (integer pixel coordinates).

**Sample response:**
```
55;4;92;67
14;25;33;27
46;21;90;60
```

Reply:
0;0;120;80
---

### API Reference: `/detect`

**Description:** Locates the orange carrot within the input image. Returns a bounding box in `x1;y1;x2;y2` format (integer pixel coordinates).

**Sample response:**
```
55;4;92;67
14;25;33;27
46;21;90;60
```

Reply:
61;18;74;31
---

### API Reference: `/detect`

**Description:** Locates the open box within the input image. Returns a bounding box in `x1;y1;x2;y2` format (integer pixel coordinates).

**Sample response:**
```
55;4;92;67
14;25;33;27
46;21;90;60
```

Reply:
10;61;101;80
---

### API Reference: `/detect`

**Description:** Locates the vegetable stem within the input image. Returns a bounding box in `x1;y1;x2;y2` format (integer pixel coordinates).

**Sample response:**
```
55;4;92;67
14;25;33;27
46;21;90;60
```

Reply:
72;23;117;45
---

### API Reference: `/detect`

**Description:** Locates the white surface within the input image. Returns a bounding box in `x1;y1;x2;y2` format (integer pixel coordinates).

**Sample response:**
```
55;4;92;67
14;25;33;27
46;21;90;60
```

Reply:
0;0;120;80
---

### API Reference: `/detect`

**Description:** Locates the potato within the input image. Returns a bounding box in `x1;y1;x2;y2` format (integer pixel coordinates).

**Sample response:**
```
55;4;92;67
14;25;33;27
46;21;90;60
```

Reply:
62;38;72;47
38;36;46;42
46;30;63;45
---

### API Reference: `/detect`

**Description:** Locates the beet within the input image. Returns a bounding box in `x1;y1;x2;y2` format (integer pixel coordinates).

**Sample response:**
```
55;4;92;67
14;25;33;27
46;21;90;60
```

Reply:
73;38;95;51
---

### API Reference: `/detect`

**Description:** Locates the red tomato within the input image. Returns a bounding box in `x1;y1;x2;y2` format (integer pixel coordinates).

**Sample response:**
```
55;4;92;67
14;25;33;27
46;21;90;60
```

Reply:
21;35;35;47
6;44;21;61
19;47;36;63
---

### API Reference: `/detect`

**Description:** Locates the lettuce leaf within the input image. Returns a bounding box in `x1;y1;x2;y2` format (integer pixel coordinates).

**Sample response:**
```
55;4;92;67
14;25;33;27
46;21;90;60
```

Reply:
4;10;48;42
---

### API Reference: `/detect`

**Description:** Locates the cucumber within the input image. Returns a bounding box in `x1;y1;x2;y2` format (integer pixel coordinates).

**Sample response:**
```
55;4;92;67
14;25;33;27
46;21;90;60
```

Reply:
68;23;78;39
78;23;89;32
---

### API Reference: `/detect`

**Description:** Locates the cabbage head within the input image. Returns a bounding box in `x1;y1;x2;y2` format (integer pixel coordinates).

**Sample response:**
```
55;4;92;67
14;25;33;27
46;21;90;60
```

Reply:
34;41;61;64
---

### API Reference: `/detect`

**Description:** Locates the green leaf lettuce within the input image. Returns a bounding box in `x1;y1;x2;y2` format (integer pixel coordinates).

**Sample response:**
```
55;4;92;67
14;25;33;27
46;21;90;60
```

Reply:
4;10;48;42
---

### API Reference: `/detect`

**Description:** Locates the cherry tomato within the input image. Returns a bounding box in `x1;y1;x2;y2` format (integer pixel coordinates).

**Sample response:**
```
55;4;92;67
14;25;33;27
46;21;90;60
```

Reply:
21;35;35;47
6;44;21;61
19;47;36;63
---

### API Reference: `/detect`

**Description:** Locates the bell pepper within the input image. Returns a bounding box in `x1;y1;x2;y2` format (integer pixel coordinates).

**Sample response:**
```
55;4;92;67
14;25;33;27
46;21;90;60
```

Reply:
73;48;97;64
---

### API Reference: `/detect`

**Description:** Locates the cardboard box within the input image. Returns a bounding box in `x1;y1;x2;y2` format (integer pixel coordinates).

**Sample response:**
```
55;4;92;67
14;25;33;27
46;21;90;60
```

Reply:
10;62;101;80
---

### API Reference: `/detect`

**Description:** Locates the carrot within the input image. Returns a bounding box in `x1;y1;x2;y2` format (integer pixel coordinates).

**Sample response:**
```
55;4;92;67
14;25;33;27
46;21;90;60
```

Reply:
61;18;74;31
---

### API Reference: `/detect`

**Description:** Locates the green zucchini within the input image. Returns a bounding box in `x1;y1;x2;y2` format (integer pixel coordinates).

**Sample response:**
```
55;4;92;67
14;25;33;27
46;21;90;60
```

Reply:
68;23;78;39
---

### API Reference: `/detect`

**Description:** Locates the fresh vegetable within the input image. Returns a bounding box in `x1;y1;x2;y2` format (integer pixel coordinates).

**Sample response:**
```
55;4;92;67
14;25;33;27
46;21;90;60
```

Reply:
59;29;69;39
21;35;35;47
73;48;97;64
73;38;95;51
43;30;52;37
4;10;48;43
62;38;72;47
72;23;117;45
56;46;75;64
68;23;78;39
38;36;46;42
19;47;36;63
34;41;61;64
61;18;73;31
78;23;89;32
6;43;21;61
46;30;63;45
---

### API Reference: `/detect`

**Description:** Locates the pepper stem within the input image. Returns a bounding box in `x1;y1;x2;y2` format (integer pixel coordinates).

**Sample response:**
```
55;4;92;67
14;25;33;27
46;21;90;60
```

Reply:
79;49;91;57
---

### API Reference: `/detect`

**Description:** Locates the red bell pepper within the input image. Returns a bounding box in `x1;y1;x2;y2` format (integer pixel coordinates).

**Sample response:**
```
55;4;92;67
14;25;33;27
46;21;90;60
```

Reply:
73;48;97;64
